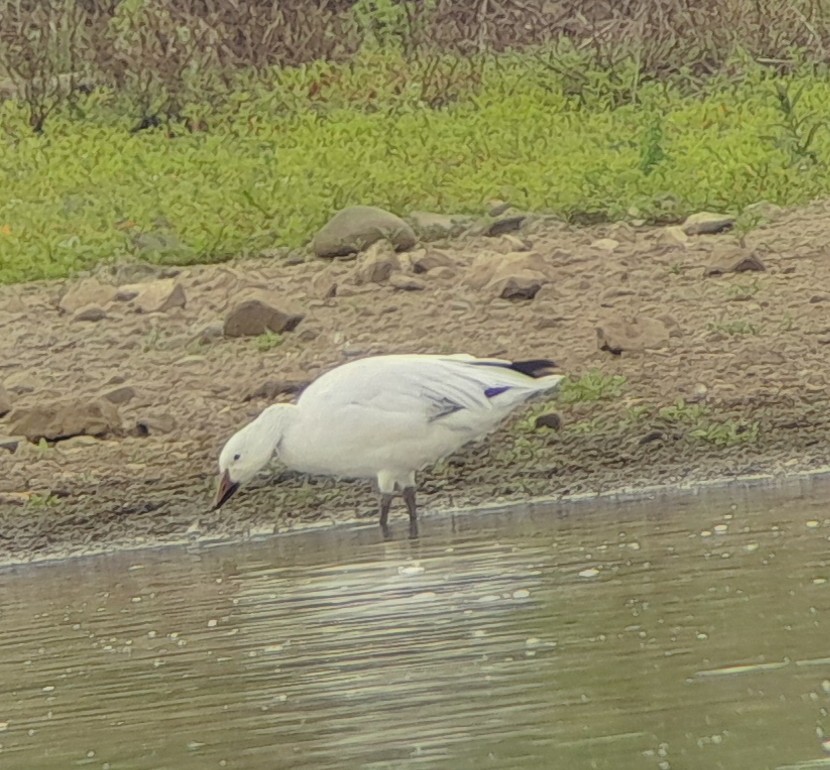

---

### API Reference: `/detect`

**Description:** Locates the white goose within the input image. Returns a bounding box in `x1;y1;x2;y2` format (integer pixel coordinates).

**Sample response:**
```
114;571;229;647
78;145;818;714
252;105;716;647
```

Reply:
213;354;563;526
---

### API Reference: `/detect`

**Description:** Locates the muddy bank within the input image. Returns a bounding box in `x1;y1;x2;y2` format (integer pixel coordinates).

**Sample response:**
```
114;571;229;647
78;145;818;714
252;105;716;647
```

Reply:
3;201;830;562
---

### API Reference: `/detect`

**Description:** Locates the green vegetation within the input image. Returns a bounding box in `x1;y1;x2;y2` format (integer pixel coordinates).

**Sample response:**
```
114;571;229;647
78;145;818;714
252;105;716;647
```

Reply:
707;319;761;335
253;331;283;352
723;279;762;300
656;398;761;447
5;1;830;283
559;371;627;404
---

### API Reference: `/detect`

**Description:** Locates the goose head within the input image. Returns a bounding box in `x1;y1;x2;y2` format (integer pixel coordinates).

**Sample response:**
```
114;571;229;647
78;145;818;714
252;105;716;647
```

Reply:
213;406;292;509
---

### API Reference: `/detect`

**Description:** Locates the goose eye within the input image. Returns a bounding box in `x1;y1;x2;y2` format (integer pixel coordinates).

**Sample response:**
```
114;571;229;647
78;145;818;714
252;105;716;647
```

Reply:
233;453;241;461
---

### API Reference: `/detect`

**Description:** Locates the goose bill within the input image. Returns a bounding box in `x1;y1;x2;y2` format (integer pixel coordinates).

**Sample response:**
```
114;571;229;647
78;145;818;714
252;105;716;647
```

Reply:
214;469;240;510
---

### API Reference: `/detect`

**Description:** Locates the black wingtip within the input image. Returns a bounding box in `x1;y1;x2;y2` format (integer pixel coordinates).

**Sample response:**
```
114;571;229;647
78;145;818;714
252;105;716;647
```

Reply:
508;359;558;378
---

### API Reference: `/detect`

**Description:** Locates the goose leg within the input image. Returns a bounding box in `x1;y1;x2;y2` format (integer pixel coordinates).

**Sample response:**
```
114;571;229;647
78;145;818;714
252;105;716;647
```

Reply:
378;493;394;527
402;487;418;522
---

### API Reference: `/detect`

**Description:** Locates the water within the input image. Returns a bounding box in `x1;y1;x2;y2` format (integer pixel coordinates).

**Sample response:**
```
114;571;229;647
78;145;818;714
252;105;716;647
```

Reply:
2;479;830;770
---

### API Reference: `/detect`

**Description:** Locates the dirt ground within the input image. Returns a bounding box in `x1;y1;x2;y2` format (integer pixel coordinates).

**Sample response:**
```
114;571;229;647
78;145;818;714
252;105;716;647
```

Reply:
3;201;830;563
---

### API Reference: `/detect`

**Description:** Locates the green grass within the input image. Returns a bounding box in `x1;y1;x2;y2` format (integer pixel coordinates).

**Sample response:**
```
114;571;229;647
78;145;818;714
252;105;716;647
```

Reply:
559;371;627;403
4;49;830;283
253;331;283;352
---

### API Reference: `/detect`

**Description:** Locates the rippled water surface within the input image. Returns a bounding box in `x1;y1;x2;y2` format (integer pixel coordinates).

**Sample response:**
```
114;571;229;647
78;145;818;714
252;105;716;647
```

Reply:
3;479;830;769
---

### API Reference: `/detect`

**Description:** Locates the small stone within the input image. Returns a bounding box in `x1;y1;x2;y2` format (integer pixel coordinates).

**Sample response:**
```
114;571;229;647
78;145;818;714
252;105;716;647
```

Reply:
606;222;637;242
406;211;473;241
487;200;512;216
682;212;735;235
483;215;526;237
591;238;620;251
72;304;107;322
465;251;550;291
410;249;456;274
597;313;670;354
487;270;545;300
312;205;417;258
9;398;121;441
657;226;689;247
639;430;664;444
704;247;766;276
0;383;12;416
100;385;137;405
191;322;224;345
309;266;338;299
0;435;20;453
115;287;139;301
134;413;177;436
352;240;401;284
388;273;426;291
223;292;305;338
120;279;186;313
59;277;117;314
492;234;533;253
534;412;562;430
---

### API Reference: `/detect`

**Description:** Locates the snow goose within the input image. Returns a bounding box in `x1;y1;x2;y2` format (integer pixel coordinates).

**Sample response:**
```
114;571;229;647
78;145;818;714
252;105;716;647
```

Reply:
214;353;563;526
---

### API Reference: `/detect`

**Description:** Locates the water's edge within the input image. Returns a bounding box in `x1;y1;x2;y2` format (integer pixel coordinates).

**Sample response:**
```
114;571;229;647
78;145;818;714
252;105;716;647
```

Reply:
5;464;830;571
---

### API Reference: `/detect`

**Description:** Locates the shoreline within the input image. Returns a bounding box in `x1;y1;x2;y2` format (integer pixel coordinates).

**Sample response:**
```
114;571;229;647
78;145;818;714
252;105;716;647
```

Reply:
3;458;829;570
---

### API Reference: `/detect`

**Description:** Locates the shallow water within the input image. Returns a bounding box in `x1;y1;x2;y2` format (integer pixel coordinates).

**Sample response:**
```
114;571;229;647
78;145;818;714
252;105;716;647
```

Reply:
2;480;830;770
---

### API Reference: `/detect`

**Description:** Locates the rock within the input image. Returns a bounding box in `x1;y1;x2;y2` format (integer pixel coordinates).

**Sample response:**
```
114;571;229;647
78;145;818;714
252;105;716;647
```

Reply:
191;322;225;346
486;270;545;300
134;413;177;436
0;384;12;416
0;435;20;453
597;314;670;354
479;215;527;237
352;240;401;284
72;304;107;322
465;251;550;291
389;273;426;291
244;379;309;401
606;222;637;242
9;398;121;441
657;226;689;247
704;247;766;276
591;238;620;251
309;266;339;299
494;234;533;253
410;249;456;274
407;211;473;241
223;292;305;337
682;212;735;235
59;277;117;314
120;278;186;313
534;412;562;430
487;200;513;216
312;205;417;258
100;385;137;405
